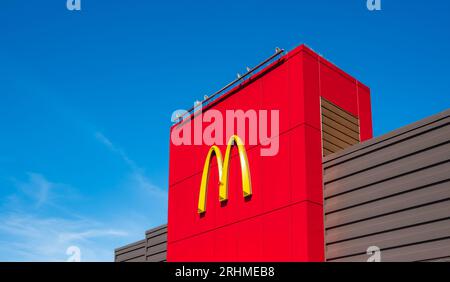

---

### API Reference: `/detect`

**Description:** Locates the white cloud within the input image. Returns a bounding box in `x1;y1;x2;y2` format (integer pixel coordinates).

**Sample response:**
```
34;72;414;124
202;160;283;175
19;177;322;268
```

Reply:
0;212;128;262
12;172;80;209
0;132;168;262
58;229;128;242
0;173;139;262
130;171;167;199
15;173;52;207
95;132;137;169
95;131;167;200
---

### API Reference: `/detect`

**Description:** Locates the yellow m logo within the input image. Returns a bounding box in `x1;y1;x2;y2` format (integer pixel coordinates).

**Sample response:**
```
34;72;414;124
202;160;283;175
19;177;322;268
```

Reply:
197;135;252;214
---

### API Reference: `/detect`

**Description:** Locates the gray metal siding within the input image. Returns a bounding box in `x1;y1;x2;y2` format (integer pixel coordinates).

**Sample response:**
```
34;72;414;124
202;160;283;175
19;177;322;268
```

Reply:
323;109;450;262
145;225;167;262
115;225;167;262
114;240;146;262
321;98;360;156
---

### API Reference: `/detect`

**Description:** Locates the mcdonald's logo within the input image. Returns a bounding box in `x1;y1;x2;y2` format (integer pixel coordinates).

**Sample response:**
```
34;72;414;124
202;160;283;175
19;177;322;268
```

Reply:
197;135;252;214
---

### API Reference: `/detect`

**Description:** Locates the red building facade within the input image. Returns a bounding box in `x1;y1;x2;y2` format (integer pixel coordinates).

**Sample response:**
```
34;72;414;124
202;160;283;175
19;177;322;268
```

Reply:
167;45;373;262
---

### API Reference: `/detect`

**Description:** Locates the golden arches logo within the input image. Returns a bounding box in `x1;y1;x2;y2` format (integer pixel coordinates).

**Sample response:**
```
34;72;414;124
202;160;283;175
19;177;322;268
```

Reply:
197;135;252;214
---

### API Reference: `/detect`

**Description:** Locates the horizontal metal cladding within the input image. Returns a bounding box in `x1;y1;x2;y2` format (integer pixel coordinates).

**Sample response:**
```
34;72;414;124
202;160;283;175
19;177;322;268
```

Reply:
115;224;167;262
320;98;360;157
323;109;450;262
115;240;146;262
146;225;167;262
422;256;450;262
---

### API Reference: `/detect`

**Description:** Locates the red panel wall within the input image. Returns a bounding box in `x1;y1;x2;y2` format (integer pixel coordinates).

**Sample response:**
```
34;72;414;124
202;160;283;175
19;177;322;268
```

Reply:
167;45;372;262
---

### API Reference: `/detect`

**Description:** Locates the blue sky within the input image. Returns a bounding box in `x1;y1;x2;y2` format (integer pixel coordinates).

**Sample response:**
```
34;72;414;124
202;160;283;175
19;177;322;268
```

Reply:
0;1;449;261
